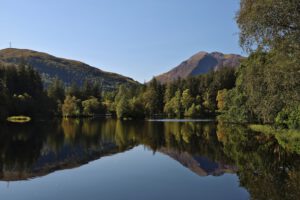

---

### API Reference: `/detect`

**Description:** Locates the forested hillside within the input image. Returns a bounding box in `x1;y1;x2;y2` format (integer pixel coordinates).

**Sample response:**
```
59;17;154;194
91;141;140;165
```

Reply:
0;62;236;121
0;48;138;90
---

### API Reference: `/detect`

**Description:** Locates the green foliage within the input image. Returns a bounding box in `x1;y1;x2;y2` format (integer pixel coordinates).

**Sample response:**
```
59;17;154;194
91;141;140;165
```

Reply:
0;79;9;121
102;91;117;114
62;95;81;117
276;104;300;129
56;80;106;118
249;124;300;154
5;63;43;99
202;90;215;112
128;96;145;118
12;93;34;116
143;78;164;116
67;82;81;98
221;0;300;126
160;67;236;118
0;48;138;91
116;97;130;119
48;78;65;102
164;82;177;104
236;0;300;52
47;78;65;115
181;89;194;112
218;88;250;123
164;90;182;117
0;63;51;120
216;89;227;112
114;85;145;119
184;103;201;117
0;58;237;120
114;85;131;119
234;51;300;123
82;96;102;116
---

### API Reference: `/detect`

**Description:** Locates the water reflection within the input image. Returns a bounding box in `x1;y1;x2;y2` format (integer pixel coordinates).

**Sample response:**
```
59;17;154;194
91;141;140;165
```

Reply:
0;119;299;199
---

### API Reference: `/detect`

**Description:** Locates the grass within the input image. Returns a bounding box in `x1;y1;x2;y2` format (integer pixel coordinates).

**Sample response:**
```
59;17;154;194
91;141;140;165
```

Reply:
249;124;300;154
7;116;31;123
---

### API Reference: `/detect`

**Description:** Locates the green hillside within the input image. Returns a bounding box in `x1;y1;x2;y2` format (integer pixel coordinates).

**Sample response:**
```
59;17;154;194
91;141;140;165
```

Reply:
0;48;138;90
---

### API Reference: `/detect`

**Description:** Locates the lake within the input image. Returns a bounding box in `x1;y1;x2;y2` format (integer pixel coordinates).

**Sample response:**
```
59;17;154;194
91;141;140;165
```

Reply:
0;119;299;200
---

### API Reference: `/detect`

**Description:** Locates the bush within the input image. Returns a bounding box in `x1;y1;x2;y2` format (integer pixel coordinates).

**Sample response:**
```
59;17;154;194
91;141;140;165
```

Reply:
82;96;101;116
184;103;201;117
218;88;251;123
62;95;81;117
276;104;300;129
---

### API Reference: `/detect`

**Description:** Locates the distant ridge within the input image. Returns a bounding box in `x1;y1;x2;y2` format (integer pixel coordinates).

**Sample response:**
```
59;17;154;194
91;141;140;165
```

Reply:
155;51;244;83
0;48;138;89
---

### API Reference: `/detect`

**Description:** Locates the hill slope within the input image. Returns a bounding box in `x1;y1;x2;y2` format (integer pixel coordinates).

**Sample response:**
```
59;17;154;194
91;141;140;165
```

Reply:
155;51;243;83
0;48;138;89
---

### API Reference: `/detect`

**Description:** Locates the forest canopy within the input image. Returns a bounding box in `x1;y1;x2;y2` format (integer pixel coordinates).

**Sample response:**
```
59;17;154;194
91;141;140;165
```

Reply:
219;0;300;129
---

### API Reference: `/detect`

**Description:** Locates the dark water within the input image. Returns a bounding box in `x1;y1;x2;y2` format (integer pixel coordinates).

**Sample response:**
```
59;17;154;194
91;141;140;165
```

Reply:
0;119;300;200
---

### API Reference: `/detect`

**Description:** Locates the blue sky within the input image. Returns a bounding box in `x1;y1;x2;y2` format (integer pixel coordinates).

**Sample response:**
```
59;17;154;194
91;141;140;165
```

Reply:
0;0;243;82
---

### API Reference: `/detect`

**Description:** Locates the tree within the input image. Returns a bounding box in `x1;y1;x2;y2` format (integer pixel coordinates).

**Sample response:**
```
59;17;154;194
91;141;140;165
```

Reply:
82;96;102;116
164;90;182;117
216;89;227;112
129;96;145;118
202;90;215;113
236;0;300;52
103;90;117;114
48;78;65;102
62;95;81;117
115;85;129;103
91;82;102;100
181;89;194;113
185;103;201;117
164;82;177;104
144;78;164;116
218;88;250;123
114;85;131;119
67;82;81;98
116;96;130;119
221;0;300;125
81;80;94;99
11;93;34;116
48;78;65;115
276;104;300;129
0;79;9;120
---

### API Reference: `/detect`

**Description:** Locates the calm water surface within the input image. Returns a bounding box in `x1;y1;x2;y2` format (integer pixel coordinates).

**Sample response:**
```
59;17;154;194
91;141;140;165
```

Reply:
0;119;299;200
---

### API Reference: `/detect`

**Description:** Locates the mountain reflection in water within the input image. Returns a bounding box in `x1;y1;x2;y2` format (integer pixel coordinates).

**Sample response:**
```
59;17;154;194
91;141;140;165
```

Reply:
0;119;300;200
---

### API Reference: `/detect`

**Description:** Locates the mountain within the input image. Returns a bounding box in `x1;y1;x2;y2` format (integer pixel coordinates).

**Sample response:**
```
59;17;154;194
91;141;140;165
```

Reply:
0;142;134;181
159;148;237;176
0;48;138;90
155;51;244;83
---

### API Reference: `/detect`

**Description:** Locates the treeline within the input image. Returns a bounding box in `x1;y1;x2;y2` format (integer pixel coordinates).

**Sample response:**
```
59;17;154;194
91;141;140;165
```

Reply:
218;0;300;129
0;63;106;121
108;66;236;119
0;62;236;121
46;65;237;119
0;63;49;121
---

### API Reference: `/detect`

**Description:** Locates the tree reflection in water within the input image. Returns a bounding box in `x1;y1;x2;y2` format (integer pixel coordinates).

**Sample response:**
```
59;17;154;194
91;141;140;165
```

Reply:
0;119;299;199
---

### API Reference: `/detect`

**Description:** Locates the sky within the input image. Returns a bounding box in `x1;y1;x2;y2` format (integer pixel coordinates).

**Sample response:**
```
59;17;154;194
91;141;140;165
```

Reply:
0;0;243;82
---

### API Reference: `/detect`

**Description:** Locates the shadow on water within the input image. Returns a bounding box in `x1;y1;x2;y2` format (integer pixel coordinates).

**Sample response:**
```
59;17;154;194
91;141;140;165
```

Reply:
0;119;300;199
